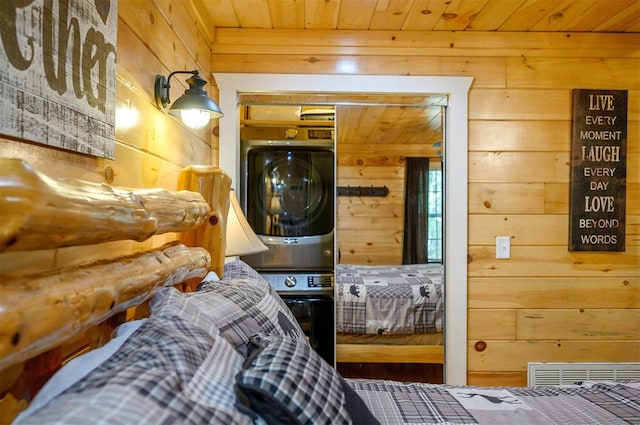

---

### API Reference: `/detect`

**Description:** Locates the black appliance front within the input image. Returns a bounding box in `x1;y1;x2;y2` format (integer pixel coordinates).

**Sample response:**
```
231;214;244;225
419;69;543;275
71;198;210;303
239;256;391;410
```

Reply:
281;294;334;365
241;136;334;272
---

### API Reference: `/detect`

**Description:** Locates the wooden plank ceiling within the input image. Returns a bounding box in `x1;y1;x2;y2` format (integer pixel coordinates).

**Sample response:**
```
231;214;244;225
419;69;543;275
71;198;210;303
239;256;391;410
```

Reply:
202;0;640;33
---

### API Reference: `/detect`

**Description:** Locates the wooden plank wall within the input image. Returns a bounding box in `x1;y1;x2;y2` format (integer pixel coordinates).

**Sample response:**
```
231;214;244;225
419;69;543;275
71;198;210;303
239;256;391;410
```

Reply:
0;0;218;272
211;29;640;386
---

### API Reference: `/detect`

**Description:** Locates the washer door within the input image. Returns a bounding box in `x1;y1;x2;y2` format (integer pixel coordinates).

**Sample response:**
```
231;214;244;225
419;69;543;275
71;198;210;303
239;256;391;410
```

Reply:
261;154;322;235
247;148;333;237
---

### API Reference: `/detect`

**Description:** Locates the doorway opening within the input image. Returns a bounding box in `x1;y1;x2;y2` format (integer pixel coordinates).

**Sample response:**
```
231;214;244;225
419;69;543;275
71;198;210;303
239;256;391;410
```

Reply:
215;73;472;384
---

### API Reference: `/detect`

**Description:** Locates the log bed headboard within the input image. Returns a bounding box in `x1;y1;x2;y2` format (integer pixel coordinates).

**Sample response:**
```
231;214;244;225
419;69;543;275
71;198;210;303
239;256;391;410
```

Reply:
0;159;231;421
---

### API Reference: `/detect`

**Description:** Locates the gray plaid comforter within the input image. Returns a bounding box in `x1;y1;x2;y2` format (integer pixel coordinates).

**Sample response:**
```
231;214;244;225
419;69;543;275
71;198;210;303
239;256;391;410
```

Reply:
17;307;640;424
347;378;640;425
336;264;444;335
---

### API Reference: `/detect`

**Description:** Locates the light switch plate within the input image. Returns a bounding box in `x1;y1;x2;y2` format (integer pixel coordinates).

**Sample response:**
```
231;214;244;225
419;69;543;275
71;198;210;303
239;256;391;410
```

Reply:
496;236;511;259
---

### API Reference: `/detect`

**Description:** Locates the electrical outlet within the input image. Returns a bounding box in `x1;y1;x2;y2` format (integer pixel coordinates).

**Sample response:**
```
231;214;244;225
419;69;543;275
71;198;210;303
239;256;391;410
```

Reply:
496;236;511;259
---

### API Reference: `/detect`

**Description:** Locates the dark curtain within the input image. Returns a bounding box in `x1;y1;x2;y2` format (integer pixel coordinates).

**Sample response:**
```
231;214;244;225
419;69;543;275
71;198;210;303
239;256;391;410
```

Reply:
402;157;429;264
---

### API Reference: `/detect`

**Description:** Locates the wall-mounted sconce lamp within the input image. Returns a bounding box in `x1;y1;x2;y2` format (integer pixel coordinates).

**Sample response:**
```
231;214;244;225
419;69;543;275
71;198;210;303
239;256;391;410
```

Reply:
154;70;223;129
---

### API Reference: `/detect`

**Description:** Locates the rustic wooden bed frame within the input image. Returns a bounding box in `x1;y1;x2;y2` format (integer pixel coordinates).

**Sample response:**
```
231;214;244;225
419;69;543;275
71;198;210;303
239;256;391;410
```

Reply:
0;158;231;422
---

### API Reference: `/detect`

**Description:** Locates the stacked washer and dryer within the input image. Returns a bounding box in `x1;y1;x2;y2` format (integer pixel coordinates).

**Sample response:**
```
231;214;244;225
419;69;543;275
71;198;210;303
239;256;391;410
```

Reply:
239;123;335;365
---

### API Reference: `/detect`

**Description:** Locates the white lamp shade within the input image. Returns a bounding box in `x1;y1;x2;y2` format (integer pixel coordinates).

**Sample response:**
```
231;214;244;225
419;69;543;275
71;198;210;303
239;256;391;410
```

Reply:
226;190;268;256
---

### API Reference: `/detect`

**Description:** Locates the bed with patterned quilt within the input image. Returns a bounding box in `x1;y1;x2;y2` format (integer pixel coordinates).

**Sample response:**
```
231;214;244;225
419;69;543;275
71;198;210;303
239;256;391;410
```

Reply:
335;263;445;365
16;260;640;424
15;260;640;424
3;159;639;424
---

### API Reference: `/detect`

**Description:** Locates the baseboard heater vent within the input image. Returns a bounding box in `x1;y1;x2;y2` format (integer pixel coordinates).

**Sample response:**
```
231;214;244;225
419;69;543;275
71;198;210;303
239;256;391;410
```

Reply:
528;362;640;386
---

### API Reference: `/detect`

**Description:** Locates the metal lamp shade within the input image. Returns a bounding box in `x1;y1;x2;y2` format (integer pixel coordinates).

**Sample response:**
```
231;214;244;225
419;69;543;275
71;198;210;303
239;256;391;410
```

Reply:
167;73;223;129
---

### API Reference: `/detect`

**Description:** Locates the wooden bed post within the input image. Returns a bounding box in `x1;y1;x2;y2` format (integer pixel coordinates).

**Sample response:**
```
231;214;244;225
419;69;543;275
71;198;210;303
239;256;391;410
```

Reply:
177;166;232;283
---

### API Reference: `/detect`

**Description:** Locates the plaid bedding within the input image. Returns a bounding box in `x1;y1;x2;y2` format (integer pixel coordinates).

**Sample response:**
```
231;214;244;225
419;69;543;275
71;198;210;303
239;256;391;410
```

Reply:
336;264;444;335
348;378;640;425
17;315;262;425
14;256;640;425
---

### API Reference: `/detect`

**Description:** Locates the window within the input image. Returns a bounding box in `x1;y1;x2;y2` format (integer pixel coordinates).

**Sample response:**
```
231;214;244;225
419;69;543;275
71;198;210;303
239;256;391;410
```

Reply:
427;163;442;263
403;157;442;264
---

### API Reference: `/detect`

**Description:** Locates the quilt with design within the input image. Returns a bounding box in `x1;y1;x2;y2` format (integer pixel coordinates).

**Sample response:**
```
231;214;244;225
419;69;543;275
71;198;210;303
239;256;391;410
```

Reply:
348;379;640;425
335;264;444;335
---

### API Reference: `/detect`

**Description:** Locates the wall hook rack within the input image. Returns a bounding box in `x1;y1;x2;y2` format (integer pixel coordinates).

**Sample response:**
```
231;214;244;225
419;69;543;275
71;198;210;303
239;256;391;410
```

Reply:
337;185;389;197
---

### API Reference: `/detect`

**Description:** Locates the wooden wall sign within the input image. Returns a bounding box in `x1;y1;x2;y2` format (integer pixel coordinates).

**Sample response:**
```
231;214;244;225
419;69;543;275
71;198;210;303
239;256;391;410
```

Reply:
0;0;117;159
569;89;627;251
